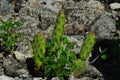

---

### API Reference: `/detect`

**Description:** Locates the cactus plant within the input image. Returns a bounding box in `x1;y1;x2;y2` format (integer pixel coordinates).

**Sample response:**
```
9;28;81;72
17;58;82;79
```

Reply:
80;32;96;61
51;9;65;44
74;32;96;76
49;9;65;53
32;32;46;69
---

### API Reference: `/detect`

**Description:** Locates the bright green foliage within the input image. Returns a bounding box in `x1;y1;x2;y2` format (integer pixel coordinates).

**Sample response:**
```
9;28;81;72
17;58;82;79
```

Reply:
51;9;65;44
0;18;21;52
101;54;107;60
32;32;46;69
80;32;96;61
73;59;86;76
73;32;96;76
43;39;76;78
31;9;96;79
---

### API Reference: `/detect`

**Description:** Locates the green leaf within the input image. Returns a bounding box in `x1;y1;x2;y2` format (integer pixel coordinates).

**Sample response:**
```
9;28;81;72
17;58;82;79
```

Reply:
16;32;22;37
7;19;14;30
67;42;74;49
14;21;21;27
101;54;107;60
0;25;5;30
62;37;69;44
0;33;6;38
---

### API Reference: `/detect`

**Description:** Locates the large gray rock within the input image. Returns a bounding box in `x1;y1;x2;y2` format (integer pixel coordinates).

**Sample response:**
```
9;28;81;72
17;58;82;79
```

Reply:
3;55;30;77
0;0;14;15
91;14;116;39
63;0;105;35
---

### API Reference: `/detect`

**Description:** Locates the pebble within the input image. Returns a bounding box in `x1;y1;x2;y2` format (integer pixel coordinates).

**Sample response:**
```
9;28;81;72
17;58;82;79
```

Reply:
13;51;25;61
110;3;120;10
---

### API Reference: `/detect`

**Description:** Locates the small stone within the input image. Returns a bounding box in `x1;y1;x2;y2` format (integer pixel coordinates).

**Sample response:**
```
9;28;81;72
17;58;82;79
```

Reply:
16;69;29;77
0;75;14;80
51;77;60;80
110;3;120;10
33;77;43;80
13;51;25;61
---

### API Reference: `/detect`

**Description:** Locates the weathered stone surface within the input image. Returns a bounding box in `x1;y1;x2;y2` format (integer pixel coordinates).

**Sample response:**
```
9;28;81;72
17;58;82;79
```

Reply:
3;55;30;77
0;0;14;15
63;0;105;35
91;14;116;39
13;51;26;62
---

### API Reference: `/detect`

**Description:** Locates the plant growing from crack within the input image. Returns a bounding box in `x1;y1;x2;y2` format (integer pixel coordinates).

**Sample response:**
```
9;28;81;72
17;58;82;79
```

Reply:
31;9;96;79
0;18;22;53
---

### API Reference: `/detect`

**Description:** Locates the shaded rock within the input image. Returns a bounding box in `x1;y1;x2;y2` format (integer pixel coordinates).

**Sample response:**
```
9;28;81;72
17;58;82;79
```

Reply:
64;23;85;35
3;55;30;77
0;53;3;63
0;63;3;76
85;55;103;79
91;14;116;39
8;0;24;13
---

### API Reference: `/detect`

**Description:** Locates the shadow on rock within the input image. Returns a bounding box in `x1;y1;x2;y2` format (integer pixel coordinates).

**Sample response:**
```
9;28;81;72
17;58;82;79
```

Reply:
90;39;120;80
26;58;35;77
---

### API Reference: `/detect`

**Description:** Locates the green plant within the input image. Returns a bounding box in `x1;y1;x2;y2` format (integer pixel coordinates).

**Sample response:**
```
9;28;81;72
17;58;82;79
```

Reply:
31;9;96;79
0;18;21;52
80;32;96;61
74;32;96;76
32;32;46;70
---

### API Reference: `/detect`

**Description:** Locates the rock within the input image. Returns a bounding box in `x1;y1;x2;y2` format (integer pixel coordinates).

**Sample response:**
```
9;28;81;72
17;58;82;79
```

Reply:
0;75;14;80
33;77;43;80
0;53;3;63
13;0;24;13
64;23;85;35
63;0;104;35
3;56;29;77
0;63;3;75
16;69;29;77
66;35;84;54
110;3;120;10
85;55;103;78
91;14;116;39
51;77;60;80
13;51;25;61
0;0;14;15
19;2;57;30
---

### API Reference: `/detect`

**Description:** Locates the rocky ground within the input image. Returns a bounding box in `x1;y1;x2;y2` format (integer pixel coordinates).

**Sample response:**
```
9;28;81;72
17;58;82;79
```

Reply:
0;0;120;80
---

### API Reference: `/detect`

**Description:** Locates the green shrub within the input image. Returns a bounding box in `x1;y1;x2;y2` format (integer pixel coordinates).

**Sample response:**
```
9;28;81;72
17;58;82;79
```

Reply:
0;18;21;52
